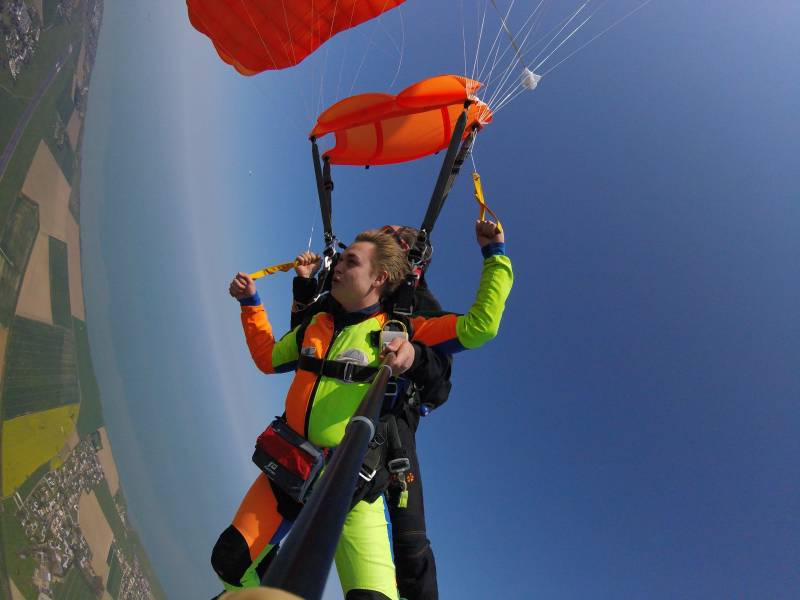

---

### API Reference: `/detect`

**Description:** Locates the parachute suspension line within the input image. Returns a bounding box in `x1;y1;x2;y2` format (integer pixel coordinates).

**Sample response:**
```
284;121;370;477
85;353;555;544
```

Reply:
487;0;601;109
307;223;315;253
313;0;343;122
238;0;280;70
488;7;549;96
481;1;542;86
489;10;549;111
334;0;358;106
245;76;307;133
309;0;316;123
491;0;610;108
317;48;329;121
490;0;526;71
475;0;520;87
492;13;557;114
484;32;529;110
385;5;405;88
491;7;563;114
541;0;655;77
475;16;504;85
470;0;489;83
482;2;546;110
532;8;595;72
460;0;469;78
348;0;393;96
279;0;299;69
490;82;525;114
526;1;591;71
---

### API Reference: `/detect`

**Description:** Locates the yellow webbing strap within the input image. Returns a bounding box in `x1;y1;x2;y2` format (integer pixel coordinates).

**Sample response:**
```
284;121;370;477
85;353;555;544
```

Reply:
249;261;296;280
472;172;503;233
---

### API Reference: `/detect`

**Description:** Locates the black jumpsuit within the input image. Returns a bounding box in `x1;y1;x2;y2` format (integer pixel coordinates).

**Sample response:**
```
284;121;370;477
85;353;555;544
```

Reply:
286;275;450;600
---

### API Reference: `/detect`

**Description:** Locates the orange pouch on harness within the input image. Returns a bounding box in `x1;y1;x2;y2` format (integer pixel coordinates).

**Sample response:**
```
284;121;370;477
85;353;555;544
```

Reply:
252;418;327;504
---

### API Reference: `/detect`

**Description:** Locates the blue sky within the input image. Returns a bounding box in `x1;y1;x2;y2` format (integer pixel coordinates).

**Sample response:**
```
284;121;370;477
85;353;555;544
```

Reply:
79;1;800;598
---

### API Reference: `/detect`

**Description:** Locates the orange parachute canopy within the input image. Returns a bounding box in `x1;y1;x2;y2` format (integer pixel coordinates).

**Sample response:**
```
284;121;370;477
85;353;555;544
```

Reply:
311;75;493;166
187;0;405;75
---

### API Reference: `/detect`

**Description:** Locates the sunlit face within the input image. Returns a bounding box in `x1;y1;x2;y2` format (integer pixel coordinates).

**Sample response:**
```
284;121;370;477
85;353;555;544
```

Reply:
331;241;387;308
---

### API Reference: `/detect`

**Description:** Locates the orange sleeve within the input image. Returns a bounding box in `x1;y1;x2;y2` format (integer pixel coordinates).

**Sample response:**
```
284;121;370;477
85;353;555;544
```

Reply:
410;313;462;353
240;305;300;374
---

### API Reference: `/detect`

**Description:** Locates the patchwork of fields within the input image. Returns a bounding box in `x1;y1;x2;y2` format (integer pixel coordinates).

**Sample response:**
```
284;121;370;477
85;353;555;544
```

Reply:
0;1;166;598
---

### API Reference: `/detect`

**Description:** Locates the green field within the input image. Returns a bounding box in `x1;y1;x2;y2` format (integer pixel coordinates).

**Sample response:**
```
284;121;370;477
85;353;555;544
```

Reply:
1;316;78;420
0;27;79;226
0;19;80;156
43;0;60;29
106;549;122;599
74;317;104;437
68;163;81;221
46;134;76;183
0;92;26;153
0;196;39;328
52;563;97;600
90;487;168;600
0;497;37;600
15;461;49;501
93;479;125;545
55;80;74;125
49;236;71;327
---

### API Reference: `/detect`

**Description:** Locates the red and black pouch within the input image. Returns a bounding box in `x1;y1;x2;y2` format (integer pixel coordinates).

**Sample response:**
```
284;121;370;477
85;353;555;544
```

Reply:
252;417;327;504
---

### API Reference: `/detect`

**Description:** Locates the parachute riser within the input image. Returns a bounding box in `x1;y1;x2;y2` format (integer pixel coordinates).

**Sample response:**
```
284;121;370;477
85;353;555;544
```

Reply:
395;109;478;317
418;104;472;236
310;137;334;241
410;113;478;268
310;137;341;302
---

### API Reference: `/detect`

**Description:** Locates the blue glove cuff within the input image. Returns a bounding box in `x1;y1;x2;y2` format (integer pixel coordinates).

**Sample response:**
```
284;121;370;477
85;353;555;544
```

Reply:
481;242;506;259
239;292;261;306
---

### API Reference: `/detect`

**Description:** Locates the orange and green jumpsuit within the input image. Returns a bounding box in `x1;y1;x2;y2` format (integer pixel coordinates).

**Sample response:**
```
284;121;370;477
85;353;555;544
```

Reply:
211;245;513;599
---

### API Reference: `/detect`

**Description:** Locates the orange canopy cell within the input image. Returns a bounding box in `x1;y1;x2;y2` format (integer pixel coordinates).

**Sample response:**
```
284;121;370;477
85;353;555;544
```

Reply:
311;75;494;166
187;0;405;75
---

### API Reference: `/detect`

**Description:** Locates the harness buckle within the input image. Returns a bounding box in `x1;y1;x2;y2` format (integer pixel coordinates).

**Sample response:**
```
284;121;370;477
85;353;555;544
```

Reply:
358;466;378;482
393;303;413;317
341;361;355;383
388;458;411;474
384;381;398;398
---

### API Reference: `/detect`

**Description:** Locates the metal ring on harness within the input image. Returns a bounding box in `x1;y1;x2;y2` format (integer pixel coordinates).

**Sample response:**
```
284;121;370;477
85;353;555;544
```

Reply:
349;415;376;441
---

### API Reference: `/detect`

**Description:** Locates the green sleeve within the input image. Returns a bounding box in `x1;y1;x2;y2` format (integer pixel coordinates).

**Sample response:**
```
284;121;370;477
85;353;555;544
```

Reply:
455;254;514;349
272;326;301;371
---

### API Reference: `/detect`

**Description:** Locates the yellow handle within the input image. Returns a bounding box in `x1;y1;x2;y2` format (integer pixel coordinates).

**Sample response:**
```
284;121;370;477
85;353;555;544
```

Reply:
472;172;503;233
249;261;296;280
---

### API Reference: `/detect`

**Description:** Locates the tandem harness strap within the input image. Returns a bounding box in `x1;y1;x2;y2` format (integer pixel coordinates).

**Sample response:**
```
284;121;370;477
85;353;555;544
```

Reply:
296;355;400;399
297;355;379;383
258;350;414;507
252;417;328;504
252;415;385;508
252;414;409;510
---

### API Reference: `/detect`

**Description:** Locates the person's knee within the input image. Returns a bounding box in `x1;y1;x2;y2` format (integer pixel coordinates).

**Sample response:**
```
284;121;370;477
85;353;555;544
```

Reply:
344;590;394;600
393;529;431;556
211;525;252;586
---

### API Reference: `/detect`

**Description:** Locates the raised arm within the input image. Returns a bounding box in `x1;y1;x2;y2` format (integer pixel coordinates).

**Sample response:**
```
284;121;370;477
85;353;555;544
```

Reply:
290;251;325;328
230;272;300;374
411;221;513;353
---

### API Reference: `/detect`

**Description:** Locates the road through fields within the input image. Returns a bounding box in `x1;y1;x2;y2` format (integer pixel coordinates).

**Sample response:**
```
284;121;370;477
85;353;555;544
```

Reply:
0;44;74;182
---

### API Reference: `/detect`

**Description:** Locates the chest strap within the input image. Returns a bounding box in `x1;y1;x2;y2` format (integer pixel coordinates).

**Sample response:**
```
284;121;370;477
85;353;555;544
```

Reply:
298;354;379;383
